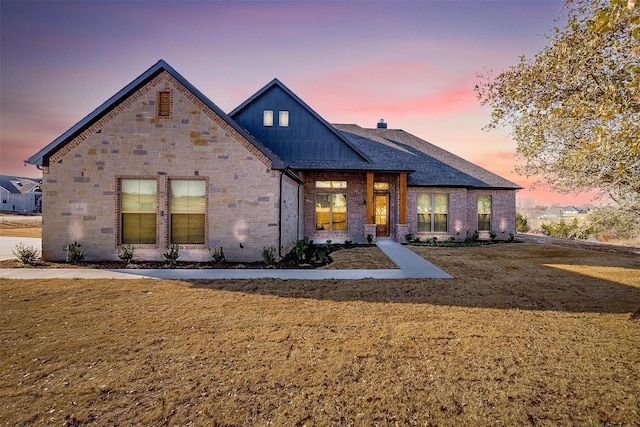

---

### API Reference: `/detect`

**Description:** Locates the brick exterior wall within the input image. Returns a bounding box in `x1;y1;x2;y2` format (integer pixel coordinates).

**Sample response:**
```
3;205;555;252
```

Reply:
299;173;517;244
41;72;285;262
406;187;517;241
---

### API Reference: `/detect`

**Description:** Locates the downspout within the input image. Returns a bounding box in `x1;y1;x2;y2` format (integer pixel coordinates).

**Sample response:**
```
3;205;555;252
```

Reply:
278;171;283;258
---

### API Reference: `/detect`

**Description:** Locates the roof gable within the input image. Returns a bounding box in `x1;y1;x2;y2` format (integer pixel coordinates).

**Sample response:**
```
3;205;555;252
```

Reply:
27;60;284;169
230;79;369;163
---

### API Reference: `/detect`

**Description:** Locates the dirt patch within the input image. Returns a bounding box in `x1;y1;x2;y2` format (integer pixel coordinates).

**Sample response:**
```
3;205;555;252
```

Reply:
1;243;638;425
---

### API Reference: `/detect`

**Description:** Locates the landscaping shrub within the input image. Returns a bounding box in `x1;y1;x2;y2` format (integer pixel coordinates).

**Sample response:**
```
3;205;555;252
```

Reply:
65;242;85;264
209;246;226;265
162;244;180;267
262;246;278;267
118;245;136;264
12;242;39;265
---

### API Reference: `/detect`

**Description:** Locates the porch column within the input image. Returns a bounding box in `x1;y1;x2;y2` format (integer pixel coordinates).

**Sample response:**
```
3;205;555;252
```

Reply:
366;172;374;224
399;172;407;224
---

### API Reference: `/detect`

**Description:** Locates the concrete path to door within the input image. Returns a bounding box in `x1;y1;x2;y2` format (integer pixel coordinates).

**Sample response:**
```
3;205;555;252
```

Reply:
0;237;452;280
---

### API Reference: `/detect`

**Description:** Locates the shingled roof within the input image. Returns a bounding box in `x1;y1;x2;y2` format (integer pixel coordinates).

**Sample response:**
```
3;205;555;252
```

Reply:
333;124;522;189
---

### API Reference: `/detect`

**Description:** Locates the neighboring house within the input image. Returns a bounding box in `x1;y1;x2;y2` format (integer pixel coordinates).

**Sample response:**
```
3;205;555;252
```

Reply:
0;176;42;213
27;60;521;262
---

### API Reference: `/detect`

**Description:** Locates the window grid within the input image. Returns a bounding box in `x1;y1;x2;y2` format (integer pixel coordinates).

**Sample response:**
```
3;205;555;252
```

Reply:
315;193;347;231
120;178;158;245
417;193;448;232
170;179;207;245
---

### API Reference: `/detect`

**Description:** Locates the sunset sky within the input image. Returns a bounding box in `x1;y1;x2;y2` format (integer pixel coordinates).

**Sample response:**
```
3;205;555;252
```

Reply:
0;0;598;206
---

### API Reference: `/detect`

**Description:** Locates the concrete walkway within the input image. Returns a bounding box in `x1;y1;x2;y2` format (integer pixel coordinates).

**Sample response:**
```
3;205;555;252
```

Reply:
0;238;451;280
0;237;41;261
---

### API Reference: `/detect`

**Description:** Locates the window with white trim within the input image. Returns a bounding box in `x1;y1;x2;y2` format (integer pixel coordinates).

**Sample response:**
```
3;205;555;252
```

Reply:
263;110;273;127
279;110;289;127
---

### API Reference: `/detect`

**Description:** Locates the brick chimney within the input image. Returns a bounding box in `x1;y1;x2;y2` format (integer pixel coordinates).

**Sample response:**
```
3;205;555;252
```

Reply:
377;119;387;129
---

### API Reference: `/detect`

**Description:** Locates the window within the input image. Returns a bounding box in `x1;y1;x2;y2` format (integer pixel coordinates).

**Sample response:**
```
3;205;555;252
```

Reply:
170;180;206;244
374;182;389;190
158;91;171;117
121;179;157;244
315;181;347;189
417;193;448;232
279;110;289;127
477;195;492;231
263;110;273;127
316;194;347;231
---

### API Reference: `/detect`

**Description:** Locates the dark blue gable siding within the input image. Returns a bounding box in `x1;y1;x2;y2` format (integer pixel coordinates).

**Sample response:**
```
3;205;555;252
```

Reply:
232;85;364;161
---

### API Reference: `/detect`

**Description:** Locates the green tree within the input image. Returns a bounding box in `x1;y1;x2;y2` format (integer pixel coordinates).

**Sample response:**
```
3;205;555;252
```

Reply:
515;212;531;233
476;0;640;212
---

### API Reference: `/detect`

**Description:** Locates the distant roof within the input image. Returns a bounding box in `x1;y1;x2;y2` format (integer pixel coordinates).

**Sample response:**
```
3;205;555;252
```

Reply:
0;176;42;194
27;60;285;169
333;124;522;189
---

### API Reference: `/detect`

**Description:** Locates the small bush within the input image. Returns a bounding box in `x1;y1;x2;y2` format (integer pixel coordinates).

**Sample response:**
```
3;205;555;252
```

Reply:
466;230;479;242
344;240;355;249
65;242;85;264
489;230;497;241
311;246;332;265
262;246;278;267
118;245;136;264
12;243;39;265
209;246;226;265
291;237;312;265
162;244;180;267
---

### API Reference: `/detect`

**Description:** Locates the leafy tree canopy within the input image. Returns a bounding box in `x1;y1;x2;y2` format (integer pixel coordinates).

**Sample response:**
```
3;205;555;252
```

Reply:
476;0;640;212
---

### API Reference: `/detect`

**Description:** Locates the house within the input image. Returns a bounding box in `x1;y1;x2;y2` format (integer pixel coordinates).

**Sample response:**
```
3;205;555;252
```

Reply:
27;60;521;262
0;176;42;213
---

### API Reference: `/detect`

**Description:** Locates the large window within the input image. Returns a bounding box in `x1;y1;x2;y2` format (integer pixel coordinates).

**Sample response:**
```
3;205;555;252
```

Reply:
417;193;448;232
170;180;206;244
316;194;347;231
477;195;492;231
121;179;157;244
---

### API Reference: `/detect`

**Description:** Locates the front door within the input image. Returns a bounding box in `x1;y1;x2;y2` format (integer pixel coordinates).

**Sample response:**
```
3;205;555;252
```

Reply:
375;193;389;236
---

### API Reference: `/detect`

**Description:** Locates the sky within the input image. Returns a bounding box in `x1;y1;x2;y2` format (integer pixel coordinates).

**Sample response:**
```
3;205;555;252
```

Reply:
0;0;599;207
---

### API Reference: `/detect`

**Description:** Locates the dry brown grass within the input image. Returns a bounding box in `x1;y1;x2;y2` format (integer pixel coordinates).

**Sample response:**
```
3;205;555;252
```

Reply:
1;243;639;425
0;220;41;238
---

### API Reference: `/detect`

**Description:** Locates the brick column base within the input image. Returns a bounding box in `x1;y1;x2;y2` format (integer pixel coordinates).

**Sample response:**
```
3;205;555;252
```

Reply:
364;224;377;244
395;224;410;243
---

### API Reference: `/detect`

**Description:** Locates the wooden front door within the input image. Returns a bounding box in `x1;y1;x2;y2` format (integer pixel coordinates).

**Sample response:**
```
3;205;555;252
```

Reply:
375;194;389;236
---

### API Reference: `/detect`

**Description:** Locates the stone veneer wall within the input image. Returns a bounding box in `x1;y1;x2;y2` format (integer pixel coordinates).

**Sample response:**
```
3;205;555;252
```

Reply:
41;71;282;262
